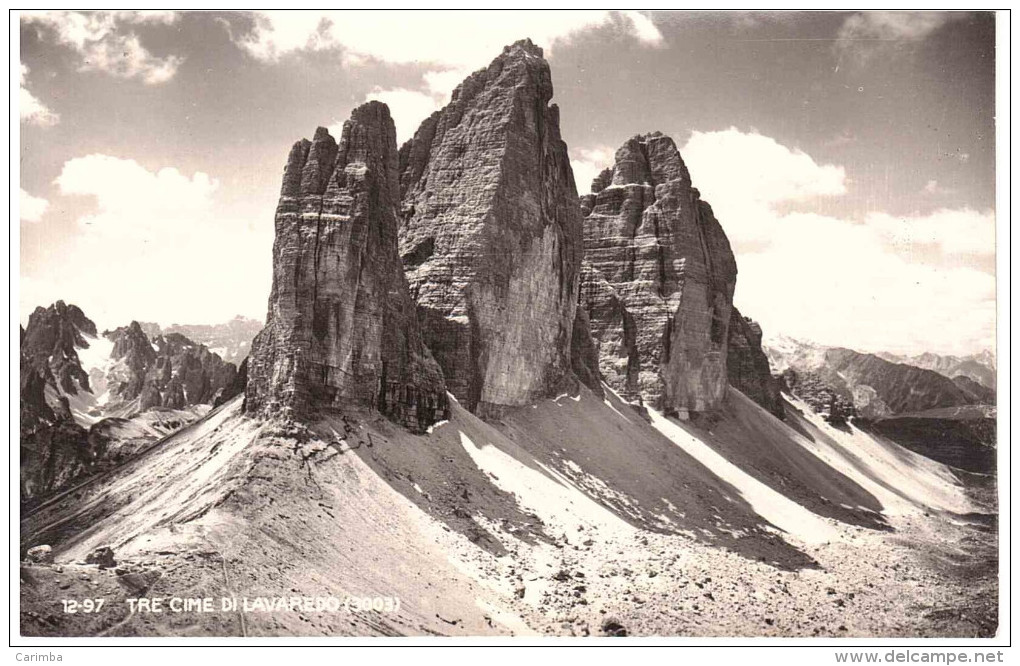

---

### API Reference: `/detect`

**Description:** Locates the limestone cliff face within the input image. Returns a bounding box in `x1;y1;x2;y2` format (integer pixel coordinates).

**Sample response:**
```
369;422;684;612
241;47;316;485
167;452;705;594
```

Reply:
578;133;737;416
103;323;237;411
20;304;236;505
21;301;96;396
397;39;584;416
246;102;448;432
20;312;90;505
726;308;784;419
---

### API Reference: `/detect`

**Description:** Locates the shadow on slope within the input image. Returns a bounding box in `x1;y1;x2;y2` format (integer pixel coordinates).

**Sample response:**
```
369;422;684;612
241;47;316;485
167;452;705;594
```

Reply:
21;398;522;637
355;385;823;571
679;389;890;531
22;383;981;637
861;415;996;474
778;395;981;518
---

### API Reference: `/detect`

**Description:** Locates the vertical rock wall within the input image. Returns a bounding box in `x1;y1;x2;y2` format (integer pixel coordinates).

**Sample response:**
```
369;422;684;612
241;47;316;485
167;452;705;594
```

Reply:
246;102;447;432
579;133;737;416
726;308;785;419
397;39;584;416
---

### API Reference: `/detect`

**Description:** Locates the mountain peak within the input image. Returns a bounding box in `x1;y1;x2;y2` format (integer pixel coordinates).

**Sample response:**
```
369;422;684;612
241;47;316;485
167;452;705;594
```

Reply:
504;37;543;58
396;37;584;416
246;100;448;431
578;131;735;416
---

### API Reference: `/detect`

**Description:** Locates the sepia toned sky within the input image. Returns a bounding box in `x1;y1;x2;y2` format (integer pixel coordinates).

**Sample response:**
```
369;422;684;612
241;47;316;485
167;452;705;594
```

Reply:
18;10;997;355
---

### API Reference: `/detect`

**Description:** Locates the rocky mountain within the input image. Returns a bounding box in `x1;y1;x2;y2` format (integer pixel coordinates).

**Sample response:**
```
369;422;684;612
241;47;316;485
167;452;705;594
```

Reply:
578;133;737;418
876;350;996;390
246;103;448;432
19;41;998;640
726;308;784;419
397;39;585;417
823;348;976;417
19;302;237;506
106;324;237;411
763;334;996;469
779;367;857;425
139;316;262;366
763;335;993;415
20;337;90;506
21;301;97;398
951;375;996;404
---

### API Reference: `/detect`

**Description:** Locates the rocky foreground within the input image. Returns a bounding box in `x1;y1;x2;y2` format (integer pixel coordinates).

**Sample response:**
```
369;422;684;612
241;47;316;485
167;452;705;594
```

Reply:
20;389;997;637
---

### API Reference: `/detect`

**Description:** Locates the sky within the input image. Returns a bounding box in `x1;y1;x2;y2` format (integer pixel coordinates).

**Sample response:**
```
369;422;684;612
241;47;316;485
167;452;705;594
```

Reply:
17;10;998;356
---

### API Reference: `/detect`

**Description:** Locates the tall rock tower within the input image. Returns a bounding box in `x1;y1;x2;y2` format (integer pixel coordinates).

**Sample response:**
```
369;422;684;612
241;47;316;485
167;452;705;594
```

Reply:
397;39;585;416
579;133;738;417
246;102;448;433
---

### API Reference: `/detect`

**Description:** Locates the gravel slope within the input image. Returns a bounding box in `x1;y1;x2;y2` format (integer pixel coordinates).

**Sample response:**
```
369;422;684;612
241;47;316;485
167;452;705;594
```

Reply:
20;388;997;637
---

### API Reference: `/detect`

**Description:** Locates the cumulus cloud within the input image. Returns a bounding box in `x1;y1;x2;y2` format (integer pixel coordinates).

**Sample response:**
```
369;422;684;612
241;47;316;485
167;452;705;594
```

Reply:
570;146;617;195
237;12;664;143
835;11;962;66
327;87;443;144
55;155;218;237
737;212;995;355
31;154;273;327
20;64;59;126
20;188;49;222
234;11;662;67
682;128;846;244
676;128;994;355
365;88;445;143
23;11;183;84
868;208;995;261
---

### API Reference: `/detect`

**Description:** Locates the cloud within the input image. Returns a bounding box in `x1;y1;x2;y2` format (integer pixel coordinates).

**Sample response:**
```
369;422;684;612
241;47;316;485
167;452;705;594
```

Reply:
55;155;218;238
328;87;443;144
620;11;664;46
676;128;994;355
365;88;445;144
235;12;665;143
681;128;846;244
29;154;273;327
19;64;59;126
868;208;995;261
20;188;49;222
835;11;961;65
570;146;616;195
23;11;183;84
232;10;663;97
737;212;995;356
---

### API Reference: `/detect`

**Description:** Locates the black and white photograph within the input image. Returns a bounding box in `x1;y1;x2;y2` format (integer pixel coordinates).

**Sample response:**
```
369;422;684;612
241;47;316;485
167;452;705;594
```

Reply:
12;8;1009;655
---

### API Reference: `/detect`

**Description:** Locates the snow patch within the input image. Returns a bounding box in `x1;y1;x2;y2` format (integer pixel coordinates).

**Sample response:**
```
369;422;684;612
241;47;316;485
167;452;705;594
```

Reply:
458;431;635;542
785;395;974;515
647;407;841;545
426;419;449;434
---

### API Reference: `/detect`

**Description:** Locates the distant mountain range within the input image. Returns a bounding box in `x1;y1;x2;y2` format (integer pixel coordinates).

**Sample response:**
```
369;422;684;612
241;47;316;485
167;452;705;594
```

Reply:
764;334;996;415
137;315;263;366
19;301;244;508
875;350;996;390
763;333;996;472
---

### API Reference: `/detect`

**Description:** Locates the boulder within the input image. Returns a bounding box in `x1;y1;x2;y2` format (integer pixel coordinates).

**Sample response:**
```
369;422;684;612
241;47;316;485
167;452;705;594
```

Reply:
85;546;116;569
26;545;53;564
